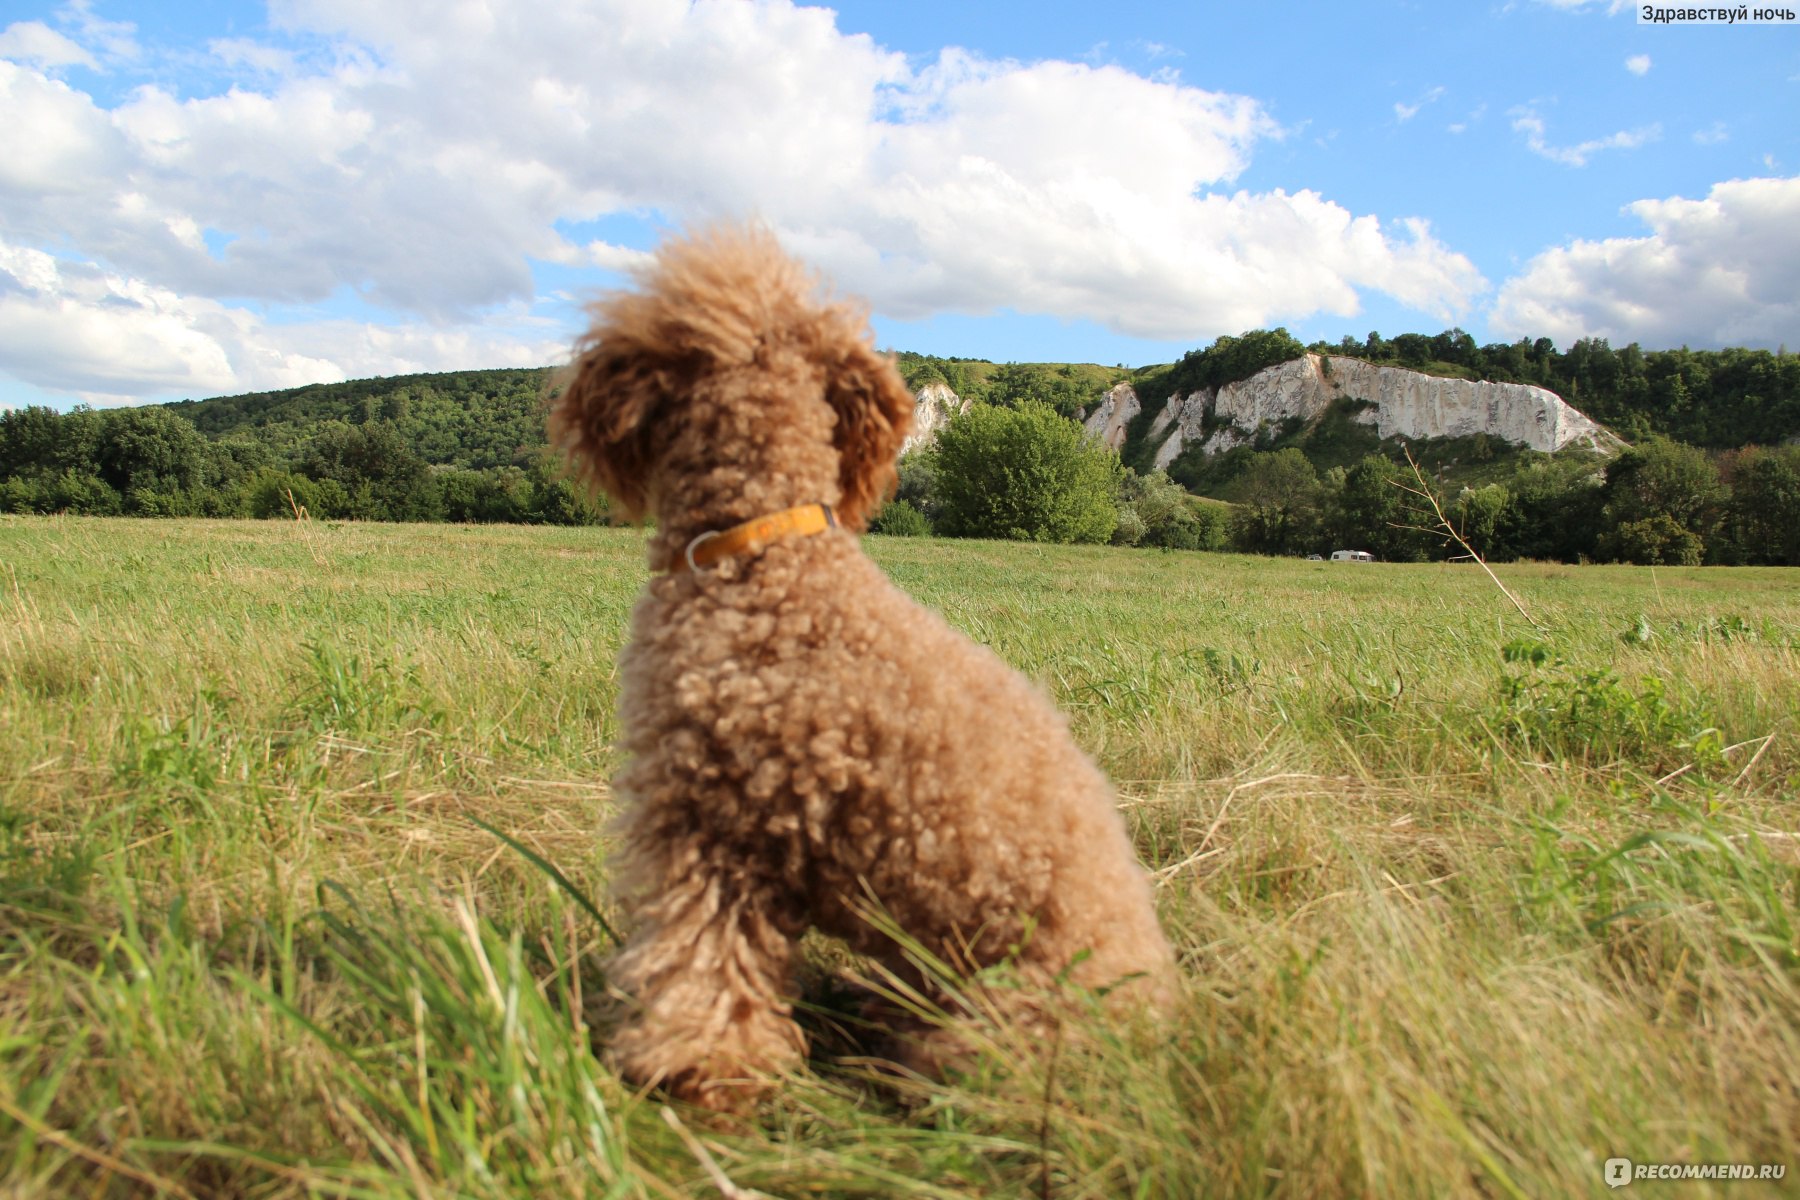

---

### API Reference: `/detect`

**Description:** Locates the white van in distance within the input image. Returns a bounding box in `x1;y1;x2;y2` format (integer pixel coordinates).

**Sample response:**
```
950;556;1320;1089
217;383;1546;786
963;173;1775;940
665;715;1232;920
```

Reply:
1330;550;1375;563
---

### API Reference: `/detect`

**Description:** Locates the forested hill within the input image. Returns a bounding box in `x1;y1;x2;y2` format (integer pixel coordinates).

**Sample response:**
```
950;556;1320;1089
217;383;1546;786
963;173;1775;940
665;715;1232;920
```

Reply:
154;330;1800;462
168;368;554;471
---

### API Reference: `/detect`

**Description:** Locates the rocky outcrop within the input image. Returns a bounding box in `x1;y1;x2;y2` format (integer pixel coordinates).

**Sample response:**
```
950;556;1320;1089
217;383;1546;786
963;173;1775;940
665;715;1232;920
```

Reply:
902;382;968;455
1150;354;1619;468
1325;357;1617;449
1081;383;1140;450
1150;393;1211;470
897;356;1618;471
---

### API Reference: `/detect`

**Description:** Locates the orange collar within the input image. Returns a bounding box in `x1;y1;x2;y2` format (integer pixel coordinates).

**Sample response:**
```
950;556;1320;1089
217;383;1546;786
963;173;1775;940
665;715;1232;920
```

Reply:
671;503;837;573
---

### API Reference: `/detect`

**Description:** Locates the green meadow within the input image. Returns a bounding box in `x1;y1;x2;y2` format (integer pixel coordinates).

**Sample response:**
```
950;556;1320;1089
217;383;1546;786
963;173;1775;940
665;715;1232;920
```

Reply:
2;516;1796;1198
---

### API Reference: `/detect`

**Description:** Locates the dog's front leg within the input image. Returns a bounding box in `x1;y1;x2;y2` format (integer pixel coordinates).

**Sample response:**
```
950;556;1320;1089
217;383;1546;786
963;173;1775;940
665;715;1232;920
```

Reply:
606;873;805;1112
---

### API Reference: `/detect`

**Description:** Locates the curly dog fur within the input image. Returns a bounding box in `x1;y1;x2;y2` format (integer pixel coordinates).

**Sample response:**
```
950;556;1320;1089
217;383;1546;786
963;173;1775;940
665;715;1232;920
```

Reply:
551;224;1177;1110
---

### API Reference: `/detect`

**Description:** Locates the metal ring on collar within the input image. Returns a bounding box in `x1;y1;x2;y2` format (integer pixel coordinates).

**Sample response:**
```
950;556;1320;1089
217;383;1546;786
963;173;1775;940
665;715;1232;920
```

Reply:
684;529;722;572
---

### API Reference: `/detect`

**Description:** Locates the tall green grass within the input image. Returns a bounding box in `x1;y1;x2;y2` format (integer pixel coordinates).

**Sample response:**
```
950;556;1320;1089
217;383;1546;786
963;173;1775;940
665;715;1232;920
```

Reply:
2;516;1796;1196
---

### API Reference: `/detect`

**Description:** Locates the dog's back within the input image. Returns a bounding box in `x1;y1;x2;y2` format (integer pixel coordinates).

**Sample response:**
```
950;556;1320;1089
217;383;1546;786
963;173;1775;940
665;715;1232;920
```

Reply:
554;224;1176;1109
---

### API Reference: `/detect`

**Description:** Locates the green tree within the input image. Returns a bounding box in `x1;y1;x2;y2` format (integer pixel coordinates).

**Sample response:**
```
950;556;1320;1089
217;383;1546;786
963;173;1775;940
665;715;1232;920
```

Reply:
1162;329;1308;400
1607;514;1704;566
523;457;607;525
985;363;1092;419
1117;468;1220;550
1111;504;1148;547
1722;446;1800;566
1452;484;1511;560
933;404;1122;543
1226;448;1321;555
302;420;442;521
92;406;214;498
0;406;81;476
1328;454;1431;561
893;451;940;524
1597;438;1723;564
1497;455;1604;562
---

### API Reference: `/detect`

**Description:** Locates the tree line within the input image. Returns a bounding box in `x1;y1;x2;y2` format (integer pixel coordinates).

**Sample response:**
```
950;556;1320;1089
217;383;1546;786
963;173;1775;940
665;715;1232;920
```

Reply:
1317;330;1799;449
3;335;1797;566
867;400;1800;567
1208;439;1800;567
0;403;604;525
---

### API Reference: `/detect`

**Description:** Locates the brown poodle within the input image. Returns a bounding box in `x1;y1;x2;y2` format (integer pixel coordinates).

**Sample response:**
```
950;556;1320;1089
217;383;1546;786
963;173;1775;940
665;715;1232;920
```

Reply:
551;224;1177;1110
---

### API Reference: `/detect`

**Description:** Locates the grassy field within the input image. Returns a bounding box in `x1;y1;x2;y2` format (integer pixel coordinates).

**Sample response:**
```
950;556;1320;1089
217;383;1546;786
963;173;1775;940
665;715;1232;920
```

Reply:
2;516;1796;1198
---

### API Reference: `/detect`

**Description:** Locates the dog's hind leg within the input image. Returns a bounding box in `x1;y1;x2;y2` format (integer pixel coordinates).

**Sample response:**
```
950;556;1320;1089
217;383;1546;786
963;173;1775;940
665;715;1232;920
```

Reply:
605;875;806;1112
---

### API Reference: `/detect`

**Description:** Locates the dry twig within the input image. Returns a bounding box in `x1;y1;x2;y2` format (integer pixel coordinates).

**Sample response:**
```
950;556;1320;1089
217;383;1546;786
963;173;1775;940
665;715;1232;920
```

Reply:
1391;446;1547;634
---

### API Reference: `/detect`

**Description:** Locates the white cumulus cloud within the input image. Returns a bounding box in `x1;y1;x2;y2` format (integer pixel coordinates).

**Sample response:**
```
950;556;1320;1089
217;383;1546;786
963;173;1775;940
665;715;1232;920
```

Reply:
1491;175;1800;349
0;236;564;405
1625;54;1651;75
1;0;1489;401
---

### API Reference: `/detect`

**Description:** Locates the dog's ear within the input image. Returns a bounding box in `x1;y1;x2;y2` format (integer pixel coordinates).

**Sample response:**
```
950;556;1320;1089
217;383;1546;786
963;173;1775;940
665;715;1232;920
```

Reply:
818;320;917;531
547;333;668;522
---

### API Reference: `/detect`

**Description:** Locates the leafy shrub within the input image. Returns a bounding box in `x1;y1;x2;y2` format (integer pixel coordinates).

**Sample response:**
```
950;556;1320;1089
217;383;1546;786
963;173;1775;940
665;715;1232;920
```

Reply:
244;469;326;519
1110;505;1147;547
1115;469;1226;550
893;452;940;524
933;403;1121;544
869;499;931;537
1602;514;1703;566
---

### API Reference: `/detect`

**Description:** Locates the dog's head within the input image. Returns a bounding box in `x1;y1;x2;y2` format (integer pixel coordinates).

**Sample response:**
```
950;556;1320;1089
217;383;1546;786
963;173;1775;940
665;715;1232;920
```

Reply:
549;224;915;531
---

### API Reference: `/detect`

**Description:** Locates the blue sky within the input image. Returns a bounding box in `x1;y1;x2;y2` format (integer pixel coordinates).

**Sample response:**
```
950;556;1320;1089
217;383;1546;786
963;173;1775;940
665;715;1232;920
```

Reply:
1;0;1795;409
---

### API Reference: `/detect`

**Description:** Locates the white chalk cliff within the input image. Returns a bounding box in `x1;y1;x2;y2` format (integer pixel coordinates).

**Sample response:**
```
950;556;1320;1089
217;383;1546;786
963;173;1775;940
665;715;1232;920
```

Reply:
902;382;969;455
1081;383;1141;450
1149;354;1619;469
901;355;1618;470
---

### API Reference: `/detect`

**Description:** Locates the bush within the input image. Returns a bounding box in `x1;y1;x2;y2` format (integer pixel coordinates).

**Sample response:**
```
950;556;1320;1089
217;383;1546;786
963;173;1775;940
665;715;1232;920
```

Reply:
893;452;940;524
431;467;536;524
1116;469;1225;551
1145;505;1214;551
933;404;1122;544
869;499;932;537
1111;505;1147;547
44;469;121;515
244;469;328;519
1603;514;1704;566
1493;640;1723;774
